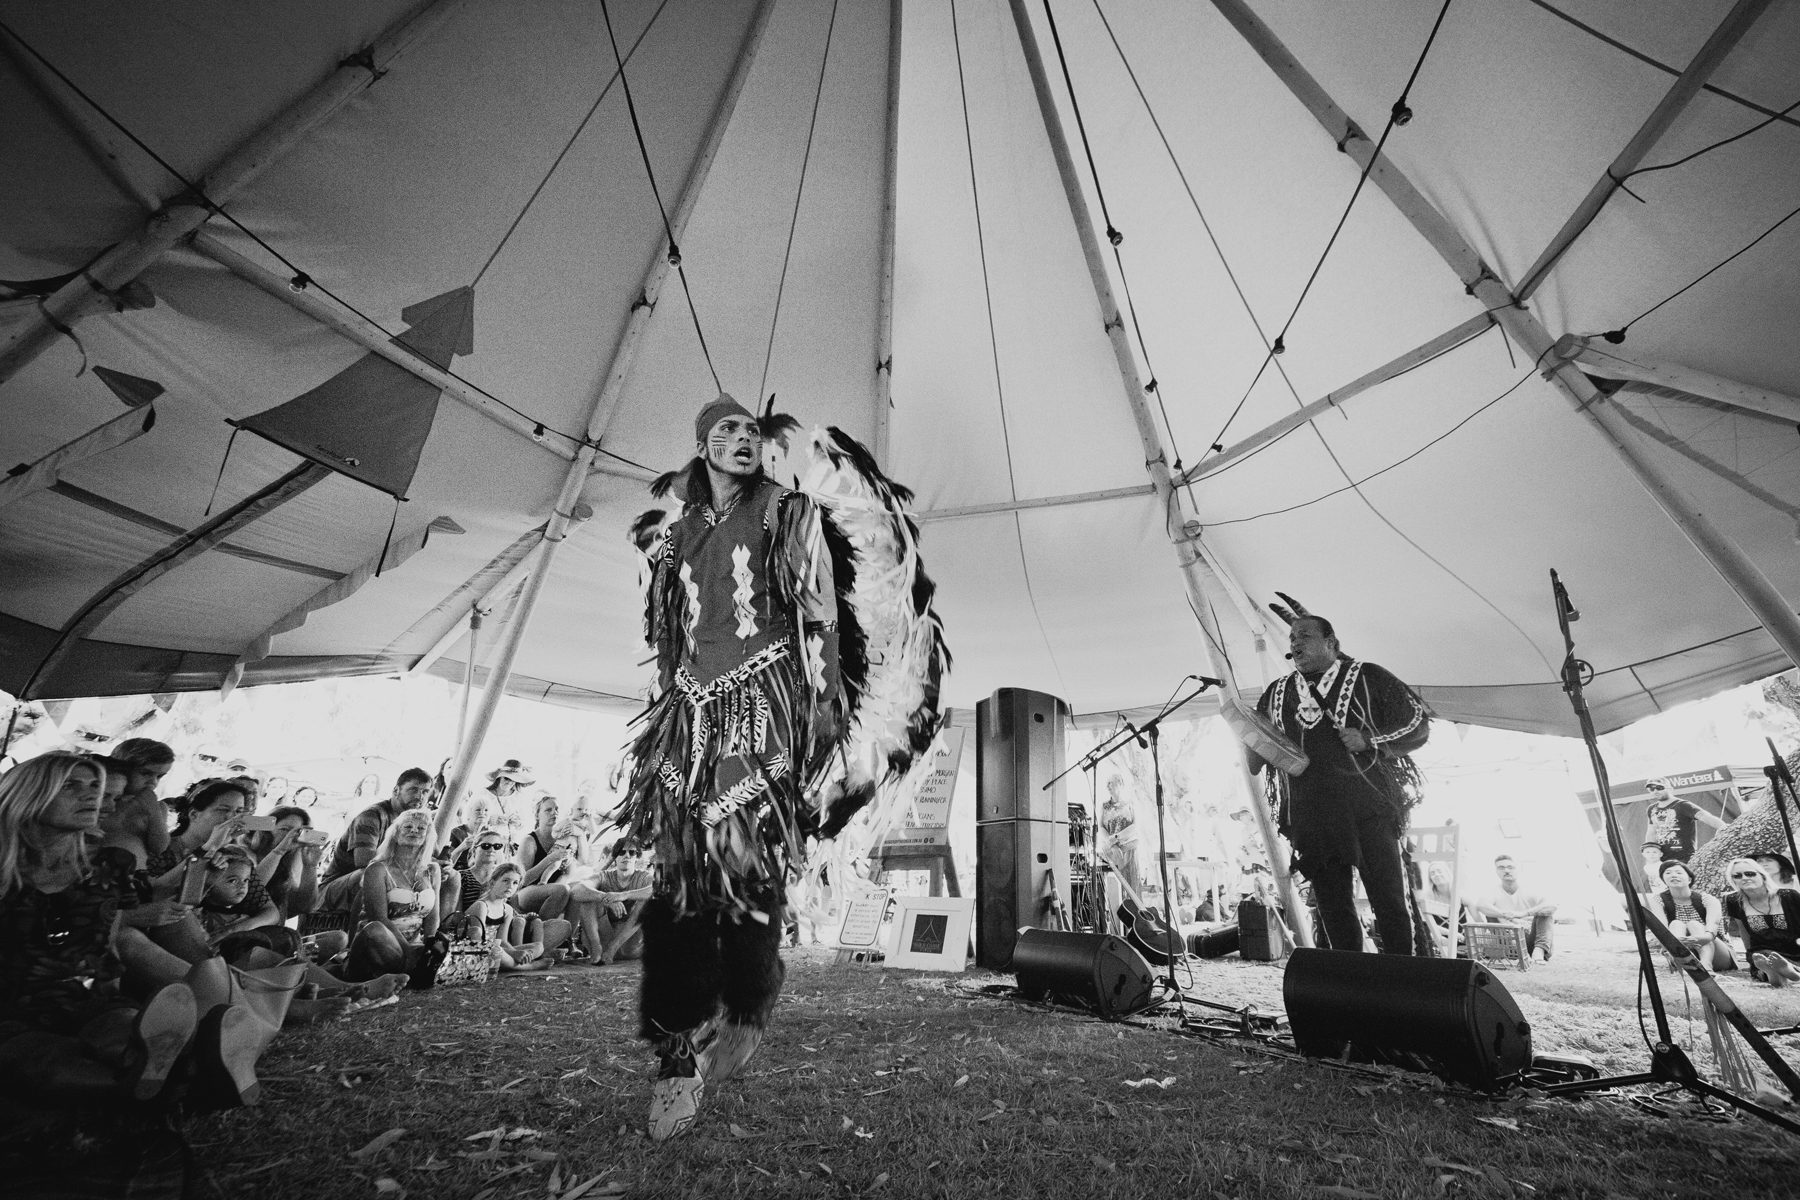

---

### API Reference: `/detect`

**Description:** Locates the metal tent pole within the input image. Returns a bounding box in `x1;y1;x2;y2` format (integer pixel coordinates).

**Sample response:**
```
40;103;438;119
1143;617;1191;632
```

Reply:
1005;0;1312;945
1208;0;1800;677
430;0;777;843
0;0;469;386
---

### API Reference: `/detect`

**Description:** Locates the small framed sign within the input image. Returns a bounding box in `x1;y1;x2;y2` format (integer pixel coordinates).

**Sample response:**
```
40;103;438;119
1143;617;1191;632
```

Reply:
836;890;891;951
884;896;974;972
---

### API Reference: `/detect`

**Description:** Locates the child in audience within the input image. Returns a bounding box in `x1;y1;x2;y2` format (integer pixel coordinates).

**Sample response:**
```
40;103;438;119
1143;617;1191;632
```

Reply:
463;862;547;972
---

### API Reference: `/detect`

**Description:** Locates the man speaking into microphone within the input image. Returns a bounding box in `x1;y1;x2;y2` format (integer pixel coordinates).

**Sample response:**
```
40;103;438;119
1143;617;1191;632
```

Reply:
1246;615;1430;954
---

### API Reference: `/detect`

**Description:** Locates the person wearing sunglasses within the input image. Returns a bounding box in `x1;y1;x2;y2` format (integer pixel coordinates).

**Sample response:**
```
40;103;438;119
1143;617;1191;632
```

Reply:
1721;857;1800;986
1638;778;1724;867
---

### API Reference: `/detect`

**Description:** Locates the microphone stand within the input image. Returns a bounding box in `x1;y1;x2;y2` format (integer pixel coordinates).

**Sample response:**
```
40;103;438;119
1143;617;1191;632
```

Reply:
1759;738;1800;1039
1538;571;1800;1131
1046;678;1222;998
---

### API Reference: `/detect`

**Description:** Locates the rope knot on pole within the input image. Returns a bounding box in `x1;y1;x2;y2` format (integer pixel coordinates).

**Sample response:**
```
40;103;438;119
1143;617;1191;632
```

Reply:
337;46;387;82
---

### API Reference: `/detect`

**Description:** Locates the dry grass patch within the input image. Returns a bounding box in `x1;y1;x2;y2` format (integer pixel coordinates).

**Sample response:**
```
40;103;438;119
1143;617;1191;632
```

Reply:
185;931;1800;1199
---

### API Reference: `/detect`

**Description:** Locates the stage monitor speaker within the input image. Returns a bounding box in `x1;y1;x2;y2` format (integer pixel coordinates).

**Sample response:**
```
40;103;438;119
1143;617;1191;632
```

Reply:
1012;928;1155;1020
1283;948;1532;1091
976;688;1069;822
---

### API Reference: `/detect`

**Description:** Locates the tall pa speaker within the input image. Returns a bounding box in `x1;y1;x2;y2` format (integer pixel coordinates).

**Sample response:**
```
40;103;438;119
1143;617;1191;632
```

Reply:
1283;948;1533;1091
1013;928;1156;1019
975;688;1070;969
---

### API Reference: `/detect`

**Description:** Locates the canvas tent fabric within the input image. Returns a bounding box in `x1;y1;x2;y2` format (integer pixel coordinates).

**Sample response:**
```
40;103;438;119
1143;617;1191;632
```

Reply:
2;0;1797;736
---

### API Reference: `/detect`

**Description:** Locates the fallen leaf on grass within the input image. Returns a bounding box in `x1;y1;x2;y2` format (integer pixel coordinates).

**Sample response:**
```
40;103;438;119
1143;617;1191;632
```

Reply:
1316;1188;1381;1199
871;1173;890;1189
465;1126;506;1141
1092;1155;1116;1172
953;1074;969;1088
1422;1159;1482;1177
1474;1117;1520;1131
558;1172;613;1200
730;1123;756;1138
1123;1076;1177;1089
373;1179;404;1197
351;1128;408;1159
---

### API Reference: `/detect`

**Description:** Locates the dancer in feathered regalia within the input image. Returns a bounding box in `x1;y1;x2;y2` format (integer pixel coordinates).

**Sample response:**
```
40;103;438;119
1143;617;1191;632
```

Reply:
621;393;947;1141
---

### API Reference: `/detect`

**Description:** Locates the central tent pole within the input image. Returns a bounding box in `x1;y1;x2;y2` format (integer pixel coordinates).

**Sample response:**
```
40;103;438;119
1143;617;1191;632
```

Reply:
872;0;904;468
432;0;778;842
1005;0;1311;946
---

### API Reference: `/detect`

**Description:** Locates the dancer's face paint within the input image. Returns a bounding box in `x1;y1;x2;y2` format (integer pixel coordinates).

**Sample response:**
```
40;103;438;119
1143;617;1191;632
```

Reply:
701;415;763;479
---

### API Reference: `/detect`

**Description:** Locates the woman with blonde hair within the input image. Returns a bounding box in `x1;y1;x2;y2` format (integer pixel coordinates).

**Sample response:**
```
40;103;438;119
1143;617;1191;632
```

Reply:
344;807;446;984
1722;857;1800;985
0;753;230;1106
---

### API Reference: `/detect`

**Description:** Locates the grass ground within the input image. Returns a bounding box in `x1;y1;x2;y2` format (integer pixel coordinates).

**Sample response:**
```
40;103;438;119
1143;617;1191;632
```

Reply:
187;927;1800;1200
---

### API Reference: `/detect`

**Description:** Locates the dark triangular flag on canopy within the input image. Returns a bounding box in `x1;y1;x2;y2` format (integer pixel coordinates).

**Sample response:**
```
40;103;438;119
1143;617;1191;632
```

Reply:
232;286;475;499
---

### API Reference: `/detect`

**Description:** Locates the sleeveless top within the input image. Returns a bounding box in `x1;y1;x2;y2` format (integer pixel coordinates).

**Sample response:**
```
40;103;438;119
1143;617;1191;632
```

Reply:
384;864;436;937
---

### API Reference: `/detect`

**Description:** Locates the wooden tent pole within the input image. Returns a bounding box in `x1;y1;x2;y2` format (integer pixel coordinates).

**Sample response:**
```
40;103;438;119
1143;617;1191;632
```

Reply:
1557;335;1800;423
0;0;468;387
192;233;575;458
432;0;777;844
872;0;904;467
1208;0;1800;677
1182;312;1496;485
1514;0;1777;301
1005;0;1312;945
408;538;546;679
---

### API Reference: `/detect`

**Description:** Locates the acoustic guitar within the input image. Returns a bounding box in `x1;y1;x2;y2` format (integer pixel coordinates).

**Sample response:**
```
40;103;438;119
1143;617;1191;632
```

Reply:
1117;895;1184;965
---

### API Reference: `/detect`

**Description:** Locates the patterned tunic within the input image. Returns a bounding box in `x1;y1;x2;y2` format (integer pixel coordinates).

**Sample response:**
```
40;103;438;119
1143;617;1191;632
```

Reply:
623;477;841;916
0;847;144;1039
1256;656;1429;873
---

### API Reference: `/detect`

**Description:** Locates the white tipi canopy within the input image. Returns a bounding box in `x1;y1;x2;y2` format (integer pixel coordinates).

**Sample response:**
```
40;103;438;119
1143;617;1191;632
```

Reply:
4;0;1797;745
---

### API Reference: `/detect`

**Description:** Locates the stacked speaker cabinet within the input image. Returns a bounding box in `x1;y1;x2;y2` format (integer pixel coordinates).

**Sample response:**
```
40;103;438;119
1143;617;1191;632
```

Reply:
974;688;1071;969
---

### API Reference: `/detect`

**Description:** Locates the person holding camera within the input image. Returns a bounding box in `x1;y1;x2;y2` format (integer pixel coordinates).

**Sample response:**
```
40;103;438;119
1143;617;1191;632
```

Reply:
247;805;328;918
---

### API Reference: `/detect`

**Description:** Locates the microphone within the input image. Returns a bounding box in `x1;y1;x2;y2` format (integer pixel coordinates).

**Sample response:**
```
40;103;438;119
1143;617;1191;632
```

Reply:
1193;676;1226;688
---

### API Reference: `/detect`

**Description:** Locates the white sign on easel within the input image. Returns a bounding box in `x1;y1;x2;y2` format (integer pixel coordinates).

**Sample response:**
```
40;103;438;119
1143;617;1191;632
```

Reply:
877;726;964;853
834;889;893;965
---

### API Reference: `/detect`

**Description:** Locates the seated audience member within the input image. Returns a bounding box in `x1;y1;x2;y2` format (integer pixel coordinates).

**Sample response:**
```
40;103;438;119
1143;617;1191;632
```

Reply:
0;753;270;1108
100;738;176;867
1754;851;1798;891
193;845;300;968
1722;857;1800;986
290;785;320;809
445;793;493;871
1422;861;1467;946
586;842;654;962
484;758;534;825
247;805;324;918
227;773;263;812
462;863;548;972
318;767;432;906
448;828;571;955
1654;860;1734;972
1471;854;1557;962
514;793;573;926
342;808;446;984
